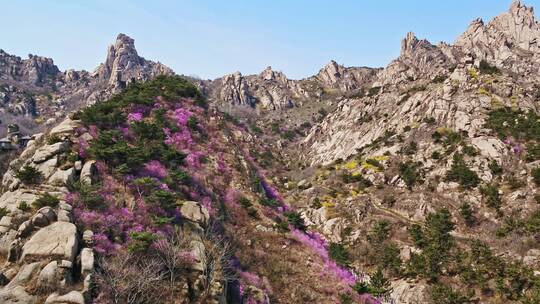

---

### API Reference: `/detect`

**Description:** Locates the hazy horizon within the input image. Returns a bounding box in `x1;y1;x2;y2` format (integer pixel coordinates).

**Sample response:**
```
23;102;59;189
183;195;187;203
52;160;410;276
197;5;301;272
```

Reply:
1;0;538;80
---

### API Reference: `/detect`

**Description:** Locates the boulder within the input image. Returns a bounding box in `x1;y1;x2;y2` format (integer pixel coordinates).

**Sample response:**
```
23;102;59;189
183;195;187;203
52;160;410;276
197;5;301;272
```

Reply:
180;201;210;227
0;190;39;213
57;209;72;222
31;213;49;227
190;238;206;272
0;216;13;228
38;207;57;222
33;142;68;164
21;222;78;262
82;230;94;246
48;167;77;186
0;230;17;255
49;118;81;137
80;248;94;276
471;137;506;160
297;179;312;190
33;157;59;179
17;220;34;238
390;279;428;304
80;161;97;185
523;249;540;266
59;202;73;212
45;291;85;304
74;161;83;171
0;286;37;304
37;261;59;290
321;217;346;243
6;262;41;288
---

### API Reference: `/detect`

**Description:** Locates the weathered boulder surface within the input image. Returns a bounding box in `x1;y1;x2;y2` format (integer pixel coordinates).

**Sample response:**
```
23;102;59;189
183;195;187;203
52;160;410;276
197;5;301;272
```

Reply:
80;161;97;185
45;291;85;304
21;222;78;262
0;285;37;304
33;142;68;164
390;280;428;304
49;118;81;137
180;201;210;227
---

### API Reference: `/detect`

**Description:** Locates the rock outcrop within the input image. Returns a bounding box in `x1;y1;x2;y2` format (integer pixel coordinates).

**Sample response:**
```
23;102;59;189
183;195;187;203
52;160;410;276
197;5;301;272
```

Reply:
0;51;60;86
314;60;380;92
93;33;173;94
455;0;540;73
210;64;379;110
0;117;93;303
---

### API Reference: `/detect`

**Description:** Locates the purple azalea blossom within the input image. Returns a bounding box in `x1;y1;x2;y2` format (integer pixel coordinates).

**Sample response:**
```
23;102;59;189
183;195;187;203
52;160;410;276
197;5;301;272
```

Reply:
142;160;168;179
127;112;144;122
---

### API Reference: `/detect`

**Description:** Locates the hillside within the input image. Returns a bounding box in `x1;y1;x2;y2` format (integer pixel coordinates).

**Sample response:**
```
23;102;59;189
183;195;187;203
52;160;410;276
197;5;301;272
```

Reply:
0;1;540;304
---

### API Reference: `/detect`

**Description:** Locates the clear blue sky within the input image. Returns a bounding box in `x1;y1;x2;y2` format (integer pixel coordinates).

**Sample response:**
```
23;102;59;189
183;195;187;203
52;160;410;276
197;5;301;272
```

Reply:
0;0;538;80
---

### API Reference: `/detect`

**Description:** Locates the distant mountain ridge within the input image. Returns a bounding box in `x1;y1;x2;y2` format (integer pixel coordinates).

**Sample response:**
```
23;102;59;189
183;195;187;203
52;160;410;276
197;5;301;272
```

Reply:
0;33;172;136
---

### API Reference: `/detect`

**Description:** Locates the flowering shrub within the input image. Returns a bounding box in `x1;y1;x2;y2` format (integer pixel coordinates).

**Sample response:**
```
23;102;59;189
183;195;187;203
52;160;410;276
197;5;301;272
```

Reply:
127;111;143;122
291;230;357;285
142;160;168;179
172;108;194;126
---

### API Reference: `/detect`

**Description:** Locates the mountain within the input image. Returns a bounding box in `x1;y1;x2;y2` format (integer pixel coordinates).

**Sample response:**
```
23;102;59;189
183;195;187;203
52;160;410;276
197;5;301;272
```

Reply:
1;1;540;304
0;34;172;136
205;62;380;110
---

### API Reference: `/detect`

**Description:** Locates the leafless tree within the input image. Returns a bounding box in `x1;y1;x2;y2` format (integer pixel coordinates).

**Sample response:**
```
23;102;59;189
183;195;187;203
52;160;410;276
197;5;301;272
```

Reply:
94;251;166;304
198;230;236;299
153;227;193;283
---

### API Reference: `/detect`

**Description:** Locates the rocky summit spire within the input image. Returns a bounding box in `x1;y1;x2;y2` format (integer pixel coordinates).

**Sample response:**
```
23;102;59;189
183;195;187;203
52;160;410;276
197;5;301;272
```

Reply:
510;0;525;12
401;32;419;54
316;60;343;85
94;33;173;91
455;0;540;57
508;0;535;20
97;33;141;86
399;32;439;60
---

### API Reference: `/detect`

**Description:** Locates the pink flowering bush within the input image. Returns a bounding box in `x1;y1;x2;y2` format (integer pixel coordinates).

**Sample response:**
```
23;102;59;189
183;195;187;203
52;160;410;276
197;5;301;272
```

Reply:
142;160;168;179
172;108;194;126
163;127;194;149
186;151;204;168
78;138;90;158
127;111;143;122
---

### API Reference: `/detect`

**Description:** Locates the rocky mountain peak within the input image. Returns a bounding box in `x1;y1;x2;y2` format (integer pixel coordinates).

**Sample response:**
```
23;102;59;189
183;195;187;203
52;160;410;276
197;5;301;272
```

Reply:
493;0;538;41
94;33;173;90
0;50;60;86
259;66;288;83
510;0;531;14
401;32;420;53
315;60;346;86
260;66;275;80
455;0;540;64
108;34;139;66
400;32;438;59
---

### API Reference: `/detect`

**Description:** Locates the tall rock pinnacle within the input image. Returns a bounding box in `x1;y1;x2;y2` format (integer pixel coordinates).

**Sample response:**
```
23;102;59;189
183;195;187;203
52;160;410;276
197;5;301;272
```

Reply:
94;33;173;91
